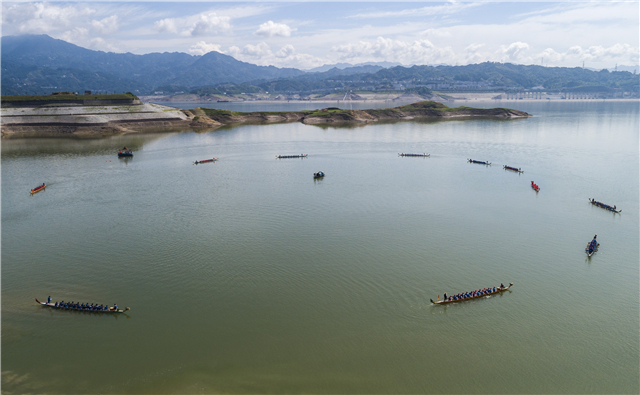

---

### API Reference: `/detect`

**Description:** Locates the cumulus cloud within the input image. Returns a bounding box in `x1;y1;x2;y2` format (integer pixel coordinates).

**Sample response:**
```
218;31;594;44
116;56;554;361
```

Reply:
275;44;295;58
189;12;231;36
498;42;530;62
2;2;96;34
331;36;455;65
153;12;231;37
255;21;292;37
154;18;178;34
59;27;89;43
91;15;119;35
188;41;223;56
89;37;119;52
532;44;639;66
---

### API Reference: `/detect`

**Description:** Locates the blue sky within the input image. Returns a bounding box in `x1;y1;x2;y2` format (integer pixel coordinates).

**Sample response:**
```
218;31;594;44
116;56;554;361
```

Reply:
2;1;638;70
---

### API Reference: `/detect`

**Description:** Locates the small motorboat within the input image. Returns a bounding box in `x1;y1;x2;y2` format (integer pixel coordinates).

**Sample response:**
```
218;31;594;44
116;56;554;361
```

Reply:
194;158;217;164
30;183;46;194
118;147;133;157
314;171;325;179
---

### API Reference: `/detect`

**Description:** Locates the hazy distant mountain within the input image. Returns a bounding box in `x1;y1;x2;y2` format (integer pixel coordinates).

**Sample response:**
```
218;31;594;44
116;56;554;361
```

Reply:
1;34;305;94
307;61;401;73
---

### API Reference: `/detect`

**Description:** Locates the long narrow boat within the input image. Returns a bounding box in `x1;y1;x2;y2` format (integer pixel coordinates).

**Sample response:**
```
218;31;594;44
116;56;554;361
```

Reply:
399;153;430;157
588;198;621;213
467;159;491;165
30;183;46;194
276;154;308;159
585;236;599;257
503;165;523;173
36;298;130;314
194;158;217;164
531;181;540;192
431;283;514;305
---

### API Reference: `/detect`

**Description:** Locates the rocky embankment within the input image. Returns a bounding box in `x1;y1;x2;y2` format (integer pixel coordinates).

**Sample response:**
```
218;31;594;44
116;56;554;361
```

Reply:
0;102;197;138
1;101;530;138
198;101;531;126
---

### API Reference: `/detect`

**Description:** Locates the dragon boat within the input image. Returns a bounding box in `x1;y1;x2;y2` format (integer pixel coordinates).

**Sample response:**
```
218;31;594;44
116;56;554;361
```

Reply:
399;153;430;157
276;154;308;159
503;165;523;173
467;159;491;165
589;198;621;213
585;235;599;257
194;158;217;164
30;183;46;194
36;298;130;314
431;283;514;305
313;171;325;179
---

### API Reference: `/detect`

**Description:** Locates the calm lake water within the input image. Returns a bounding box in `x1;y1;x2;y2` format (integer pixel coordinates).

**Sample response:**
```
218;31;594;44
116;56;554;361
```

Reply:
2;101;638;394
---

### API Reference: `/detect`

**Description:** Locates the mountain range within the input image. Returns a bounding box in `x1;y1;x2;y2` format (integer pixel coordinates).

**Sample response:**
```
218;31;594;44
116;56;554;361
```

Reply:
2;34;638;96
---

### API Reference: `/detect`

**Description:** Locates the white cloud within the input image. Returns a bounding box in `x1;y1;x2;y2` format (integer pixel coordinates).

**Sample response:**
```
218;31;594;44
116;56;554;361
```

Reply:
154;18;178;34
189;12;231;36
331;37;456;65
91;15;119;35
275;44;295;58
241;42;272;58
188;41;222;56
89;37;119;53
351;3;482;19
59;27;89;43
255;21;292;37
153;11;231;37
3;2;96;34
498;42;530;62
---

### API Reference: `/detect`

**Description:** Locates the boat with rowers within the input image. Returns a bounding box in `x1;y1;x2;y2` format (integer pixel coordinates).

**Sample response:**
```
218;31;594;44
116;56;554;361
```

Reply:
431;283;514;305
503;165;523;173
467;159;491;165
35;298;130;314
117;147;133;157
276;154;308;159
531;181;540;192
30;183;46;194
399;153;430;157
313;171;325;179
589;198;621;213
585;235;599;257
194;158;217;164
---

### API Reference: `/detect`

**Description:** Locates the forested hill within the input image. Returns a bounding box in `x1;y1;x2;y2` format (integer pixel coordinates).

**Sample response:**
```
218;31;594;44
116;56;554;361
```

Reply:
1;34;304;95
1;34;638;96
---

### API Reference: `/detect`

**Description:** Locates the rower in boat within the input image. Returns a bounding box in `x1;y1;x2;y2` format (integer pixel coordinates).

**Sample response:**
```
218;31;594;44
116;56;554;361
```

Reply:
468;159;491;165
431;283;514;304
36;298;130;313
531;181;540;191
504;165;523;173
